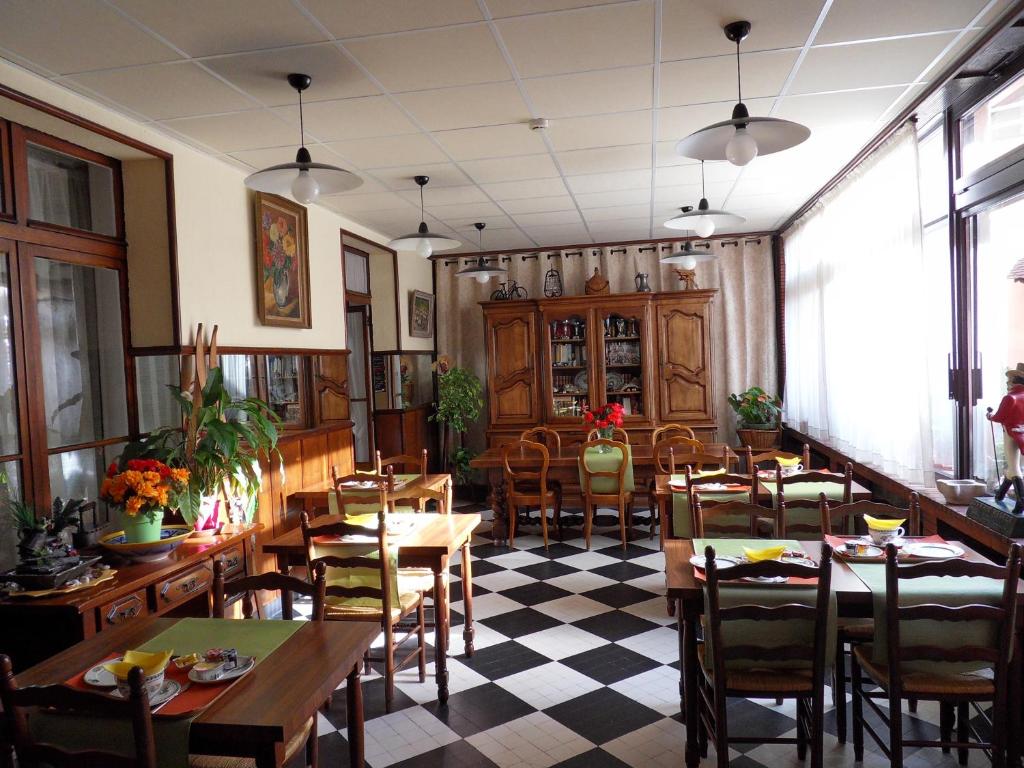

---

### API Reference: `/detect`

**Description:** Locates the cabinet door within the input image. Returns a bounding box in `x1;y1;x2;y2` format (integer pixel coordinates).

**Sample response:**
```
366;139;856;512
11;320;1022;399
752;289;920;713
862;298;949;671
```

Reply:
656;300;714;421
594;302;652;423
541;307;593;423
485;311;539;425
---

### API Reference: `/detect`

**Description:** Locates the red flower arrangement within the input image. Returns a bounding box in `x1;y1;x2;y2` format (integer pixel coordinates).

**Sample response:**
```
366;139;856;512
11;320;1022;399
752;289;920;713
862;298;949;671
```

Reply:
582;402;625;437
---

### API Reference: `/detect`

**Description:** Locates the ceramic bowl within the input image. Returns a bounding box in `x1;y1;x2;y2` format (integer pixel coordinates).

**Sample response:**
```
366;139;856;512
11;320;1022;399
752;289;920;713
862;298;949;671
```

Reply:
99;525;193;562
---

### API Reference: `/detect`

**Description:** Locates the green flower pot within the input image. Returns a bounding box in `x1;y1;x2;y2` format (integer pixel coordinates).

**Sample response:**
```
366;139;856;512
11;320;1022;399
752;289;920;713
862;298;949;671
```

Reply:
118;509;164;544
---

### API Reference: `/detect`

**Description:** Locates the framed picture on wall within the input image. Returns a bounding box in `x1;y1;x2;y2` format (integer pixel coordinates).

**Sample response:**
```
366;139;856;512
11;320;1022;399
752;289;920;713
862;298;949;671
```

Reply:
409;290;434;338
254;192;311;328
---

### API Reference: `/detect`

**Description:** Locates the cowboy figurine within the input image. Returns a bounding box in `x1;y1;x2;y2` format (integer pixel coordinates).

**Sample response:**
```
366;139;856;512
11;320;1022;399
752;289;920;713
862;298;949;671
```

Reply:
988;363;1024;513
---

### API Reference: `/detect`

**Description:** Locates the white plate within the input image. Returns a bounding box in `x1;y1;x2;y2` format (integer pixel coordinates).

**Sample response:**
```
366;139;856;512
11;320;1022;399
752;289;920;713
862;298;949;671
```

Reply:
341;481;378;490
188;655;255;684
903;542;964;560
839;544;884;559
111;679;181;707
84;658;121;688
781;555;816;567
690;555;739;570
742;575;788;584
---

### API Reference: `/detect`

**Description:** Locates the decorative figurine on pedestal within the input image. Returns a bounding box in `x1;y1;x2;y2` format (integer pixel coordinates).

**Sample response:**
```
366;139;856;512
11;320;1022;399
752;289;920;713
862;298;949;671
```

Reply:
968;363;1024;534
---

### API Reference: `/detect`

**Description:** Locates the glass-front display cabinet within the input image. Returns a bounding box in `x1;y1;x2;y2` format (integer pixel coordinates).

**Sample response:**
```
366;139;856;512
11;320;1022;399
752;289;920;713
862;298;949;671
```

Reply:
596;303;651;421
542;309;590;421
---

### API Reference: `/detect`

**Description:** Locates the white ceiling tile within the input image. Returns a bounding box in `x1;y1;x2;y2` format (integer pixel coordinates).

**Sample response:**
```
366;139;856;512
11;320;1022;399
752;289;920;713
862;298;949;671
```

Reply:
501;195;578;214
567;169;651;195
514;210;584;227
816;0;989;44
371;163;470;190
661;1;820;60
442;213;518;230
587;216;651;236
496;3;654;78
202;44;378;106
426;200;505;218
398;184;489;206
791;33;956;95
217;155;256;174
480;177;570;200
396;81;529;131
774;86;905;132
573;188;651;209
524;66;653;118
0;0;181;74
654;180;731;204
486;0;624;18
557;144;652;175
475;229;538;249
347;208;419;234
66;62;254;120
301;0;483;38
326;133;449;167
161;110;298;152
653;164;701;187
522;222;591;244
461;154;561;183
655;140;696;166
584;204;651;222
434;123;547;160
328;192;414;212
660;50;798;107
547;112;652;152
343;25;510;92
114;0;326;56
275;95;418;141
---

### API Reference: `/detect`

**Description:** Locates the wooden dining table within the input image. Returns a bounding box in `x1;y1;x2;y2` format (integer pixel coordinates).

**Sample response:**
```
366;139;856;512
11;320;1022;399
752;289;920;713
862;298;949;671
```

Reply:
289;473;452;517
261;512;480;705
13;615;379;767
665;537;1001;768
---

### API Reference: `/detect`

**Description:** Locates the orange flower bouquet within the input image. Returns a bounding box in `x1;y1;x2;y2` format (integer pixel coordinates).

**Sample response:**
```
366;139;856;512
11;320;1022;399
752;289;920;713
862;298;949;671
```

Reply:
101;459;190;541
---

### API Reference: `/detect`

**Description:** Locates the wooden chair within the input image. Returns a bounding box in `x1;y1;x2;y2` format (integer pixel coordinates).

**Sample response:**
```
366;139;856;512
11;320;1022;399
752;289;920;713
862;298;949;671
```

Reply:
212;558;327;621
691;497;775;539
0;655;156;768
668;448;727;475
579;438;633;550
502;439;560;549
700;544;833;768
586;426;630;444
684;466;758;535
743;444;811;473
819;493;921;744
776;463;853;538
375;449;428;476
651;423;698;444
300;506;427;714
851;543;1022;768
521;426;564;503
653;438;705;473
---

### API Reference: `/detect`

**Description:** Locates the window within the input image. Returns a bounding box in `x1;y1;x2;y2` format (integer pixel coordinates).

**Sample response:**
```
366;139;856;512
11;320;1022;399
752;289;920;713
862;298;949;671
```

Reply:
344;246;370;295
27;143;117;236
135;355;181;433
960;71;1024;179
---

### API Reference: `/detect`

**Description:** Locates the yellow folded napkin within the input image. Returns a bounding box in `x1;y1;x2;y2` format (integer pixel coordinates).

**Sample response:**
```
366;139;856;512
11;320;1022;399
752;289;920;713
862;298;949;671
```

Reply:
864;515;905;530
743;544;786;562
343;512;381;528
776;455;802;467
103;649;172;679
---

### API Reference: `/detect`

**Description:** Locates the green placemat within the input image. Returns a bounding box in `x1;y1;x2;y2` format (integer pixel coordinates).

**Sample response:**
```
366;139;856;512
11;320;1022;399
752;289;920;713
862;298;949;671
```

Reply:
695;539;836;671
579;446;635;495
760;481;845;539
673;474;754;539
331;473;419;515
848;563;1004;672
32;619;303;767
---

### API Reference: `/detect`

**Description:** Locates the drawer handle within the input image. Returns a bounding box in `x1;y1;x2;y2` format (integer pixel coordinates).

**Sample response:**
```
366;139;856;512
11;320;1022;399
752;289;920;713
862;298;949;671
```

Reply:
161;574;207;601
224;555;241;572
106;596;142;625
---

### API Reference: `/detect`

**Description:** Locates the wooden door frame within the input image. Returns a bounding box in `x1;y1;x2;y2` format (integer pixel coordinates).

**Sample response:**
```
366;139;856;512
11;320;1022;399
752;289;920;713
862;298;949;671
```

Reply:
347;304;375;468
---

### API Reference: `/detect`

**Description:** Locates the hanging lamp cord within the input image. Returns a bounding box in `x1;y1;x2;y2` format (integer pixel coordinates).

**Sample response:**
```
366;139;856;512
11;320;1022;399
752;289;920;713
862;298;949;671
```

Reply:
701;160;706;199
735;38;742;103
420;184;425;221
297;86;306;148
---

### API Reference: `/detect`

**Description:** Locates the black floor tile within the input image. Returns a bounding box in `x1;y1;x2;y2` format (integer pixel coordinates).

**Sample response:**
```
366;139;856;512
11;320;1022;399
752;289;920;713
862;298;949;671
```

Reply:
571;610;662;642
448;580;490;604
551;747;631;767
389;739;500;768
514;559;581;580
451;557;505;578
580;582;660;608
723;698;801;753
545;687;662;744
560;644;661;685
589;560;659;582
588;542;657;561
525;542;588;560
497;581;573;606
314;731;351;767
456;639;550;679
322;676;418;727
423;682;534;737
478;606;563;639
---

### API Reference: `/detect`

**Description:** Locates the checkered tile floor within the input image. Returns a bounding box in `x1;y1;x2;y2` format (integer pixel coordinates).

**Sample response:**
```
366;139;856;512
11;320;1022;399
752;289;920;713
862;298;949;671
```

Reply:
295;507;994;768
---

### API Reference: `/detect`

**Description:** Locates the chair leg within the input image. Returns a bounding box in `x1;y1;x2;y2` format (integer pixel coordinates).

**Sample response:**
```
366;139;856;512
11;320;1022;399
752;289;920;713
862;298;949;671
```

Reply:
417;599;427;683
555;488;563;542
384;625;396;714
509;505;517;550
796;698;807;760
851;651;865;762
306;709;319;768
619;501;628;551
584;500;593;550
835;633;847;744
811;690;825;768
714;686;729;768
956;702;969;766
940;703;954;754
888;691;904;768
540;502;549;550
908;697;917;713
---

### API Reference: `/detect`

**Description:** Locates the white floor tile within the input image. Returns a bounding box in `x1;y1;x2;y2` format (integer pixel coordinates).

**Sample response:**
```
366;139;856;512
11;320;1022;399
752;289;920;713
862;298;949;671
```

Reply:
602;716;688;768
361;706;460;767
621;595;675;625
466;711;594;768
622;571;667;595
532;593;613;623
494;661;603;710
543;570;618;594
394;657;490;703
454;592;526;620
488;550;550;570
557;551;621;571
609;665;682;716
616;626;680;664
516;624;610;660
473;569;540;593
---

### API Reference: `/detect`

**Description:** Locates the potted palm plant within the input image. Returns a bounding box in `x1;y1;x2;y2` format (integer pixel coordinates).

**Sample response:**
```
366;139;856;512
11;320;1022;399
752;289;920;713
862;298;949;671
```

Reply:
430;358;483;496
728;386;783;449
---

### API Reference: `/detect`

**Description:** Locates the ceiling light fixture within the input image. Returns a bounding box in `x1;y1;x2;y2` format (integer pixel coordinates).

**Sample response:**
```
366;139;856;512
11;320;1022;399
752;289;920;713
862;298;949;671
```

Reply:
456;223;507;284
660;239;716;271
387;176;461;258
675;21;810;166
243;73;362;203
663;161;744;237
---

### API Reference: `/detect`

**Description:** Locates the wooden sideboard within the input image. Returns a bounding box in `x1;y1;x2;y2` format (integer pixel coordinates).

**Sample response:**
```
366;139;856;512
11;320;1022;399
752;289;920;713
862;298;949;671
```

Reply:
0;525;258;671
482;290;717;447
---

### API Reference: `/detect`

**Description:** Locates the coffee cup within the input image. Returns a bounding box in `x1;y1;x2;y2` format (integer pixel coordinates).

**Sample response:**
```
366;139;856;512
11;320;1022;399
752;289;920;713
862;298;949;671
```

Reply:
780;463;803;476
868;526;904;545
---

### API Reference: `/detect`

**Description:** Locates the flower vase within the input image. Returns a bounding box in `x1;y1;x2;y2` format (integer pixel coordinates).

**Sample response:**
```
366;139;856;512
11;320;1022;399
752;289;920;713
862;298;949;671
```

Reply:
118;509;163;544
273;270;290;307
195;496;222;533
596;426;614;452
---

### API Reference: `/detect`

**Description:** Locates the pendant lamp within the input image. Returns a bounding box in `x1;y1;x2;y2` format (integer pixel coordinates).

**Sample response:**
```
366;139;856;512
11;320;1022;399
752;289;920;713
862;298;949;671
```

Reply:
660;239;716;271
388;176;460;258
663;162;744;237
243;74;362;203
675;21;810;166
456;223;507;284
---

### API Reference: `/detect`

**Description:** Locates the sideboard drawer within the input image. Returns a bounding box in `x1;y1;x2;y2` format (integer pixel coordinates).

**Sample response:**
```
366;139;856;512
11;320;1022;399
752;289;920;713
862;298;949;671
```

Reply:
219;544;246;579
157;563;212;608
100;590;148;627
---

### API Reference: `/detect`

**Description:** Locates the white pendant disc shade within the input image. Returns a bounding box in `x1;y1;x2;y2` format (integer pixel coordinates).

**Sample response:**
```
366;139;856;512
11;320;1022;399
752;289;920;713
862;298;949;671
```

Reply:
388;175;460;258
662;161;744;237
661;241;716;270
244;74;362;202
457;223;506;284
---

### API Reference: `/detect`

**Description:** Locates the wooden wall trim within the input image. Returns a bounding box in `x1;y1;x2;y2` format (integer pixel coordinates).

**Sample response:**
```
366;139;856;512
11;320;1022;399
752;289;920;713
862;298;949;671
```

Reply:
129;345;353;356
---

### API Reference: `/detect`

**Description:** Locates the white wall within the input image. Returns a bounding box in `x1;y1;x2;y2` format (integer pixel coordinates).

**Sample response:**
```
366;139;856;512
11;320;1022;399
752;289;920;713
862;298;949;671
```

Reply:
396;251;434;351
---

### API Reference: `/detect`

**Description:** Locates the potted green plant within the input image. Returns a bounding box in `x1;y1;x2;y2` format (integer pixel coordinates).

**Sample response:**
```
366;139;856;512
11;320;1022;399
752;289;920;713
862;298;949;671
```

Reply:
430;358;483;495
727;386;783;449
8;501;46;557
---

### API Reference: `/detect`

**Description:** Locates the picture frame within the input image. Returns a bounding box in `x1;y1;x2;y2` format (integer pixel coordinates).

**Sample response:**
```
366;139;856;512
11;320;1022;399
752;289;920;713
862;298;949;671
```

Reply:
409;290;434;338
254;192;311;328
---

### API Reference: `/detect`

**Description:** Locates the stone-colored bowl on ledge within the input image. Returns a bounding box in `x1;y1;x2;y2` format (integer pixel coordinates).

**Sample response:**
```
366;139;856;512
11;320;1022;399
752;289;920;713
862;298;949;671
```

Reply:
936;479;988;506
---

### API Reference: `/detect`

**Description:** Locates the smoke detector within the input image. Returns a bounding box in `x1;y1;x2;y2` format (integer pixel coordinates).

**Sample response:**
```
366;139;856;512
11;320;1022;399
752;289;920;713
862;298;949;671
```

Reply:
529;118;549;131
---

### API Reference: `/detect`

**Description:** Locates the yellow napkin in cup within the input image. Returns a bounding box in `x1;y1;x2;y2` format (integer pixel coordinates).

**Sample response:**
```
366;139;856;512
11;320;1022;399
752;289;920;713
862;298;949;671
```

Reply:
864;515;905;530
776;456;802;467
103;649;172;679
743;545;786;562
343;512;381;528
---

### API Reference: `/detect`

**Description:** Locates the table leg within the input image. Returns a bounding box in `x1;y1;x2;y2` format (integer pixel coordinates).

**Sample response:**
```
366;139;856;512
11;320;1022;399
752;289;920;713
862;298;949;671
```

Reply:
487;469;509;546
253;741;284;768
682;601;701;768
434;567;450;704
347;662;365;768
277;555;293;620
461;538;475;657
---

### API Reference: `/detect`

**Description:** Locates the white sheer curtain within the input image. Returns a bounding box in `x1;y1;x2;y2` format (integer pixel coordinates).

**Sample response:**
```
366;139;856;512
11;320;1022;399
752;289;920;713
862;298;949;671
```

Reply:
783;123;935;487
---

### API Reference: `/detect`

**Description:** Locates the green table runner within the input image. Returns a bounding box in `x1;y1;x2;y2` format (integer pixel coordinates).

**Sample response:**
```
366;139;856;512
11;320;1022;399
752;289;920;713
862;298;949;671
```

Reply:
330;473;419;515
672;473;751;538
32;618;303;767
578;446;635;495
760;481;846;539
848;562;1004;672
695;538;837;671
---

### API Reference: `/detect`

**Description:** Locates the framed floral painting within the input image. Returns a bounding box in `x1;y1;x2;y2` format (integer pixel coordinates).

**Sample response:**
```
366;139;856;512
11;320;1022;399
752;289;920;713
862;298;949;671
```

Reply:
409;290;434;338
254;192;311;328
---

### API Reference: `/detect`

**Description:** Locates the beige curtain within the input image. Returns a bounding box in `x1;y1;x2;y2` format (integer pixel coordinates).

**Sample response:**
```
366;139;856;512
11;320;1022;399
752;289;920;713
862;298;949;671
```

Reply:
435;237;777;451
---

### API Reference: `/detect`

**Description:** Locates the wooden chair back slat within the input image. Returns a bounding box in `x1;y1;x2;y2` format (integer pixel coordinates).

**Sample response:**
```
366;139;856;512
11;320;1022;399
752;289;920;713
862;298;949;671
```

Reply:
898;646;1000;664
651;424;697;445
0;655;157;768
820;494;921;536
375;449;428;476
520;427;562;458
743;444;811;473
776;463;852;537
212;559;327;620
722;645;816;663
692;498;771;539
719;603;819;622
652;437;705;473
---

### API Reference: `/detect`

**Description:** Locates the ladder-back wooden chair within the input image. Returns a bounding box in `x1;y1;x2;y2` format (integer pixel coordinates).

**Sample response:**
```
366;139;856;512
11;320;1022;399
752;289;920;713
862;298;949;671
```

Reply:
521;426;564;504
743;444;811;473
776;463;853;538
502;439;560;549
375;449;428;476
212;558;327;621
579;438;633;550
651;423;698;444
691;498;774;539
684;466;758;537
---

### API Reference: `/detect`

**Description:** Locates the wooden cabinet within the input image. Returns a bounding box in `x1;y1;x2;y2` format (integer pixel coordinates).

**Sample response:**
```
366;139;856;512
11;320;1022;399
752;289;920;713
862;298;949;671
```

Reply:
482;291;716;445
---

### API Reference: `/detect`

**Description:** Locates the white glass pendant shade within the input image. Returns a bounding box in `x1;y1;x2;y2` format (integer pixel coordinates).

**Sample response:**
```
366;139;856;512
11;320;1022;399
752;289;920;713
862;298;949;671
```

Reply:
725;125;758;166
694;216;716;238
388;176;460;256
661;242;716;267
456;223;506;283
416;238;433;259
663;199;744;233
